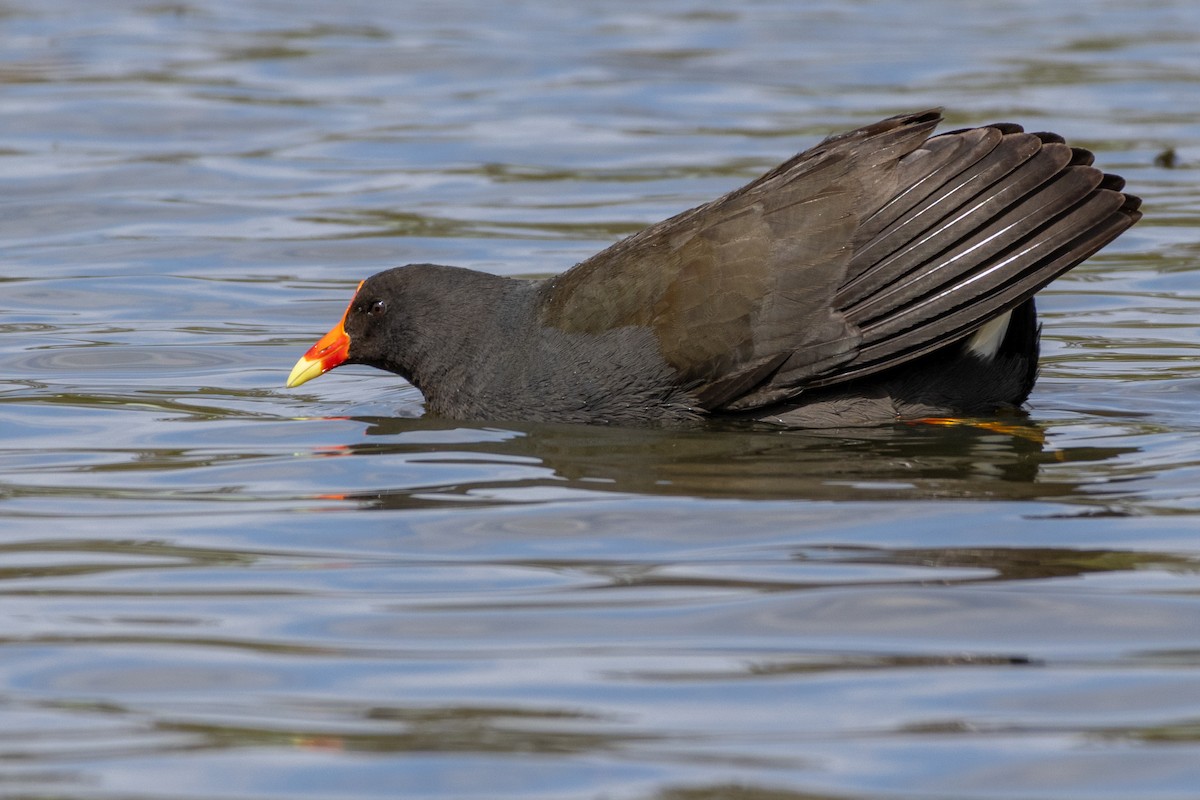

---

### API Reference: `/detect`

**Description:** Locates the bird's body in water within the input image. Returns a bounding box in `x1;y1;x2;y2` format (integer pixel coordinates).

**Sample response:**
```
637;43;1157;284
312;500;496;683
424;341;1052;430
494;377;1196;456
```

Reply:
287;110;1141;428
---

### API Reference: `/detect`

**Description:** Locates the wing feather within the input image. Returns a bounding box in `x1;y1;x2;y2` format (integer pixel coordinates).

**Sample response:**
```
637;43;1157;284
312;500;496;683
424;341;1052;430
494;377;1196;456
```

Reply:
536;110;1141;412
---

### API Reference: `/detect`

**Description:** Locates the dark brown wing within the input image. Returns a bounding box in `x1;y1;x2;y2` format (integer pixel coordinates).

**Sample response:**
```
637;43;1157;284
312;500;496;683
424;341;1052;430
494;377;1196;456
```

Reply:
537;110;944;409
537;110;1141;412
811;127;1143;389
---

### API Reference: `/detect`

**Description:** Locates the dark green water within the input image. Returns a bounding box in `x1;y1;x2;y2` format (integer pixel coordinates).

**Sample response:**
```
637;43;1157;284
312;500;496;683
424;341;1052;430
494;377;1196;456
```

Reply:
2;1;1200;798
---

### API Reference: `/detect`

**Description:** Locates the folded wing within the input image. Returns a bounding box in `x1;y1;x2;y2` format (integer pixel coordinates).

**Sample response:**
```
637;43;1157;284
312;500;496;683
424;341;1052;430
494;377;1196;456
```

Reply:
538;110;1141;411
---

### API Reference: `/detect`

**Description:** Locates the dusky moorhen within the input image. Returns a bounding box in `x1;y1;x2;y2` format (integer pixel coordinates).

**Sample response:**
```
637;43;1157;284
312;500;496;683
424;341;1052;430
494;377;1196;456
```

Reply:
287;110;1141;427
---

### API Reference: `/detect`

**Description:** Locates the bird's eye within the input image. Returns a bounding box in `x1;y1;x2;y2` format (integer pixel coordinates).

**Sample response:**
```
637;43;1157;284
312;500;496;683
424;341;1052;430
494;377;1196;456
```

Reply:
359;299;386;316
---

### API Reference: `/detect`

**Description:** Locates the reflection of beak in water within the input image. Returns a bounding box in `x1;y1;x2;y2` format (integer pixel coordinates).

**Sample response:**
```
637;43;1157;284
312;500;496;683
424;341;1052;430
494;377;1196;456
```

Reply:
309;415;1135;512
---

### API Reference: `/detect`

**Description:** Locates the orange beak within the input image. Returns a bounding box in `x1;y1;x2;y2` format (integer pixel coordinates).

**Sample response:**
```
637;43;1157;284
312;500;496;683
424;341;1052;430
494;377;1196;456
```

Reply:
285;283;361;389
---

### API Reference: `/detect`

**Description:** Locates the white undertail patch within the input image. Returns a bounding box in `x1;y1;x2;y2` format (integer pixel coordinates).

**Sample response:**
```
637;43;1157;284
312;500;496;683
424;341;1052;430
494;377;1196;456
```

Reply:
964;311;1012;360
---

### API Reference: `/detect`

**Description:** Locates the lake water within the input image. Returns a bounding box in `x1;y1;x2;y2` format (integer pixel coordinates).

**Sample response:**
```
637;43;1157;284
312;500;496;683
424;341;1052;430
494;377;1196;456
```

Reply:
2;1;1200;798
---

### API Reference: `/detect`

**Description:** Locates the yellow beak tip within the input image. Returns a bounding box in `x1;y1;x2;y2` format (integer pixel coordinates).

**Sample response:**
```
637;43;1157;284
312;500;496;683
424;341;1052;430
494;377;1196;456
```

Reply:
286;357;325;389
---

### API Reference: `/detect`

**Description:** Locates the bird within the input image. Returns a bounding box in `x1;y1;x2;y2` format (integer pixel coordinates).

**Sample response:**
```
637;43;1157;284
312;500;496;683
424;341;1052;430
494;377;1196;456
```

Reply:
286;109;1141;428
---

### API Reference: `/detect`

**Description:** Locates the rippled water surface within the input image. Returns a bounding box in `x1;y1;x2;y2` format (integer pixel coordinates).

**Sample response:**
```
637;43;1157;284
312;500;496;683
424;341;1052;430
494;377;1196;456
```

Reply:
3;1;1200;798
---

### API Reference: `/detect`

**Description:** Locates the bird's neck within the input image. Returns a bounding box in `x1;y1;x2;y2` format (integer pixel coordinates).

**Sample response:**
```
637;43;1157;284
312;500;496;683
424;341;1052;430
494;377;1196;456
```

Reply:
405;274;540;415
